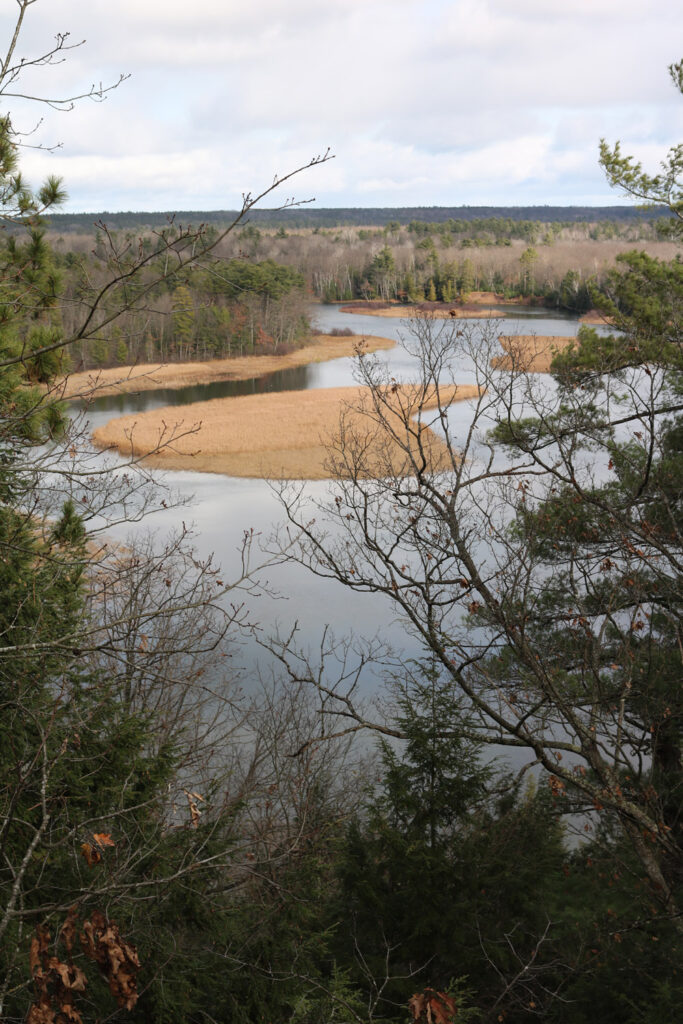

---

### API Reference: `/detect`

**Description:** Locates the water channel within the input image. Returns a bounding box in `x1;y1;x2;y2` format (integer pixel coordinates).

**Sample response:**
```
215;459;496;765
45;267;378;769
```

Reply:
75;304;586;698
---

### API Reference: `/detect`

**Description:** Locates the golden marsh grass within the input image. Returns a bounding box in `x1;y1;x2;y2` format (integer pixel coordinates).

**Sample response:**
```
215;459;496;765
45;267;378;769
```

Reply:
93;383;483;480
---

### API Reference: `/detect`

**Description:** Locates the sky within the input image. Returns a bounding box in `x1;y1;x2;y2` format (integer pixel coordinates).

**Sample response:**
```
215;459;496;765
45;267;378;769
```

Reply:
2;0;683;213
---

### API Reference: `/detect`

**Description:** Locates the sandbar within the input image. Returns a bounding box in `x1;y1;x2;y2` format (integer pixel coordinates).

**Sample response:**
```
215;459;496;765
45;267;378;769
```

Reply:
491;335;575;373
93;383;483;480
56;334;395;400
340;302;505;320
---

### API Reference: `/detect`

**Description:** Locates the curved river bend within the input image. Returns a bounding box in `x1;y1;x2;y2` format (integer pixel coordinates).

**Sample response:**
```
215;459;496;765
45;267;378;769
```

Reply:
77;304;585;703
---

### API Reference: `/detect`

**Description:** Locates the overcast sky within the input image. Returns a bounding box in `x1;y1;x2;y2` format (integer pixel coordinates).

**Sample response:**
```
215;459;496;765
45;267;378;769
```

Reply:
3;0;683;212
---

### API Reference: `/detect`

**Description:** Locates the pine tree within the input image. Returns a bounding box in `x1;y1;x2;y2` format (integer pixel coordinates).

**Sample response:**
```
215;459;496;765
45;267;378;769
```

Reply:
458;257;475;298
335;670;568;1019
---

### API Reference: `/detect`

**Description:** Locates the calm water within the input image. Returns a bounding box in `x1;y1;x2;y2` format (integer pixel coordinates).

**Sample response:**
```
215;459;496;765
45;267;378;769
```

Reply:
77;364;314;431
76;305;586;701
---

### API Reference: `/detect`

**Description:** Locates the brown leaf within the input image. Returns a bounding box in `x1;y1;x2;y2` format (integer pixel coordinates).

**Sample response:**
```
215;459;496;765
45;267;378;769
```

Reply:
69;966;88;993
409;993;427;1021
60;906;79;953
92;832;115;849
184;789;204;828
409;989;457;1024
30;937;42;977
27;1004;56;1024
81;912;140;1010
80;843;101;868
80;919;96;959
53;961;73;988
60;1006;83;1023
28;918;87;1024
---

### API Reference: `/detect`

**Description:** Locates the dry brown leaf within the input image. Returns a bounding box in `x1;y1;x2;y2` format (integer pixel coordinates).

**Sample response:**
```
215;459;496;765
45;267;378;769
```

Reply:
409;989;457;1024
80;842;101;868
60;1006;83;1023
92;832;115;849
60;906;79;953
184;789;204;827
28;916;86;1024
81;912;140;1010
27;1002;56;1024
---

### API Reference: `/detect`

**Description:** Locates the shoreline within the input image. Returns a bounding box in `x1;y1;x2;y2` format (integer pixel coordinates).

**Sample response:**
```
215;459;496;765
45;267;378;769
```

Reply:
92;383;483;480
338;293;549;320
340;302;506;320
56;333;395;400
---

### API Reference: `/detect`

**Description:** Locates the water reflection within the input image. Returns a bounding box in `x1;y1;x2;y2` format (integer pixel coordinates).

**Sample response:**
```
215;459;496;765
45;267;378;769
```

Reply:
77;364;313;418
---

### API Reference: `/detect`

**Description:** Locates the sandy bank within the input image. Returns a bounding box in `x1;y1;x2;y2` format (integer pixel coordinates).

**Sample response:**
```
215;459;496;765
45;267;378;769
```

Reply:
491;335;575;373
338;294;551;320
57;334;395;400
340;302;505;320
93;383;483;480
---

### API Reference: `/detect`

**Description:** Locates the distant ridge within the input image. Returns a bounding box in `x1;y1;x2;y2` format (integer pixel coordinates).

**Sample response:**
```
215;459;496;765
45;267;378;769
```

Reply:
44;204;669;232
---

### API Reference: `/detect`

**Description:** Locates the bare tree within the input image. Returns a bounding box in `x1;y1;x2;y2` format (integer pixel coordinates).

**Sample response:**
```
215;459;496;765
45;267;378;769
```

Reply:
272;311;683;933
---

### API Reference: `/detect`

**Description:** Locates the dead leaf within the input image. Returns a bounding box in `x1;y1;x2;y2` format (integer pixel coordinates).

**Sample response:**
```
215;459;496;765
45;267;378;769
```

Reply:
30;925;50;976
409;989;457;1024
92;832;115;849
184;789;204;827
80;843;101;868
80;912;140;1010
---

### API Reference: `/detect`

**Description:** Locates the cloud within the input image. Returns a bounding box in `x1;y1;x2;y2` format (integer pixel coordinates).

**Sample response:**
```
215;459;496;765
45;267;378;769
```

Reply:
3;0;682;210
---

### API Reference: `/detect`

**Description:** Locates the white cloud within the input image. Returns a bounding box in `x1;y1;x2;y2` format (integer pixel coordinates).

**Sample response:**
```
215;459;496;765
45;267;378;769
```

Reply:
2;0;682;210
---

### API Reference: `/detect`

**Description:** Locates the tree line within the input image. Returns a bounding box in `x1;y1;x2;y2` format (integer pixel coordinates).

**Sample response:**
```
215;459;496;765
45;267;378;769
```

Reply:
45;204;670;233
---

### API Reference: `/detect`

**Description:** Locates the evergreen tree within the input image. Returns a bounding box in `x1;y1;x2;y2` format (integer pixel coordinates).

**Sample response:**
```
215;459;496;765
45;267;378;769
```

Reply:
518;246;538;296
335;670;568;1020
458;257;475;298
171;282;195;355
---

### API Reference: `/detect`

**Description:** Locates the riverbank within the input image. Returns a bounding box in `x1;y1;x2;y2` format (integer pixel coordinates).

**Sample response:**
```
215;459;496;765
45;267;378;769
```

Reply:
492;335;575;373
57;334;395;400
340;301;505;320
93;383;482;480
338;293;552;320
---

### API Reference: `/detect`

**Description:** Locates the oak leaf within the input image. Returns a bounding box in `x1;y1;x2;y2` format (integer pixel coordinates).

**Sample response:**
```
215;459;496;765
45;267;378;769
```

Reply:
93;832;115;849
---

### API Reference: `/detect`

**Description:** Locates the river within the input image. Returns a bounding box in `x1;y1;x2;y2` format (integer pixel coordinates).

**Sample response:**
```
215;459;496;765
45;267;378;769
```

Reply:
75;304;586;698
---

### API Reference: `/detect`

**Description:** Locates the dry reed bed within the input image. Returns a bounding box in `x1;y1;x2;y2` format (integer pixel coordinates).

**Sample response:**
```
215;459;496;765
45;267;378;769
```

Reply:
492;335;575;373
57;334;394;400
93;383;482;480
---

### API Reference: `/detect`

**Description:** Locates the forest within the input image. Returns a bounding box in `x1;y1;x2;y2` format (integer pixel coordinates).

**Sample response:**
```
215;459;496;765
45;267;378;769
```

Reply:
45;203;669;232
0;7;681;1024
37;207;679;373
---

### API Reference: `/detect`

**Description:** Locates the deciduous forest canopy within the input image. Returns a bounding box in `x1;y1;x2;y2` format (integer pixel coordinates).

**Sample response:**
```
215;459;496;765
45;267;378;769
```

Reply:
0;5;681;1023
